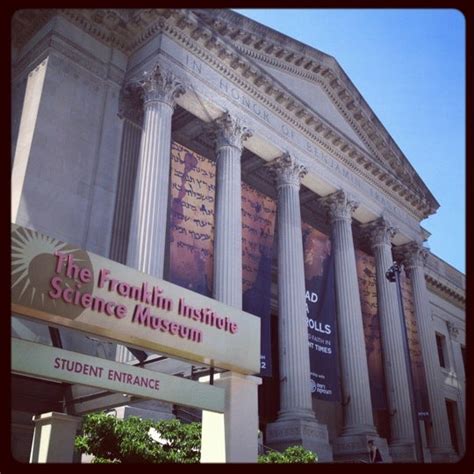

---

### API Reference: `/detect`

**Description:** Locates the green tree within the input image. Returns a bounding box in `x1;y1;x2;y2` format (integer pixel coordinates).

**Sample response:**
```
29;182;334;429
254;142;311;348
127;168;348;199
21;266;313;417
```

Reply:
75;412;201;463
258;445;318;463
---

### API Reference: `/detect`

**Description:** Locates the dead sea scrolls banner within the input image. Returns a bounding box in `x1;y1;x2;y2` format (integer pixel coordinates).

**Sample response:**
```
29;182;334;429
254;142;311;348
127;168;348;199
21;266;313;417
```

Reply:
303;223;339;401
168;142;275;376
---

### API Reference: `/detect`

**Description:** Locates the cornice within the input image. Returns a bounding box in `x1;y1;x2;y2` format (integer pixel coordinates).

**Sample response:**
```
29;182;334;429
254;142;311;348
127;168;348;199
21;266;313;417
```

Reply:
11;10;56;51
12;29;124;86
236;45;382;161
12;9;170;55
161;10;433;221
12;8;438;220
425;272;465;310
59;9;143;53
192;9;439;218
423;251;465;310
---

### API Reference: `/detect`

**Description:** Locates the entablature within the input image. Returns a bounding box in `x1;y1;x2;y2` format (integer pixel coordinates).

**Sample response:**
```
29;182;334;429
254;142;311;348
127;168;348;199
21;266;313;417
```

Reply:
12;8;439;221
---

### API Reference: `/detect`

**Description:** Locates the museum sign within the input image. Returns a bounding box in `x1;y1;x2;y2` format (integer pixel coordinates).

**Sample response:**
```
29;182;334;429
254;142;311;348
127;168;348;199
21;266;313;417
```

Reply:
11;224;260;374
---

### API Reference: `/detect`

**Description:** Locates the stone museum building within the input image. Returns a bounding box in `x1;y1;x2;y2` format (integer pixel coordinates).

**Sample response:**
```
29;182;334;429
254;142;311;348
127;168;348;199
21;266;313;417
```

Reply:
11;9;465;463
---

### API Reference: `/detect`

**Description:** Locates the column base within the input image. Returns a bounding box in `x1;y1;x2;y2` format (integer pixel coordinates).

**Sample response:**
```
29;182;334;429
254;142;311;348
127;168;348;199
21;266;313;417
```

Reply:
333;433;391;463
266;417;333;462
388;440;417;462
275;408;316;422
429;446;459;463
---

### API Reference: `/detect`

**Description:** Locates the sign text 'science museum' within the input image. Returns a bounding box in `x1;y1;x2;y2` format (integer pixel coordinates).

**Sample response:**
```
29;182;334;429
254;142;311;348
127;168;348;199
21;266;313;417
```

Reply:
11;224;260;374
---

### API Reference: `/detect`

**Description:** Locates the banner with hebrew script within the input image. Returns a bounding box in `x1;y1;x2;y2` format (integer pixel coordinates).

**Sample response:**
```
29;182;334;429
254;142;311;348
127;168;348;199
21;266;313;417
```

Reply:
356;249;387;410
242;183;276;377
400;270;431;420
168;143;275;376
168;142;215;297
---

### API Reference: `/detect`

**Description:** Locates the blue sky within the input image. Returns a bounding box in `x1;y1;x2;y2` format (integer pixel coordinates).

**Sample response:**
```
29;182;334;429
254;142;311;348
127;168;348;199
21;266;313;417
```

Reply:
234;9;465;273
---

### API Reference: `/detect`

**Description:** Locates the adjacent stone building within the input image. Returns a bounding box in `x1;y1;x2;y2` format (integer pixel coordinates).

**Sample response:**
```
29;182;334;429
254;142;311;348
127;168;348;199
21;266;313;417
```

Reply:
11;9;465;463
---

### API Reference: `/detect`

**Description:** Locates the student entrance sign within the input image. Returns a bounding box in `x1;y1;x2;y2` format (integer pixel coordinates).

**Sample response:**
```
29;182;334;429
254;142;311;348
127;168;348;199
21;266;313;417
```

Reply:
12;338;225;412
11;224;260;374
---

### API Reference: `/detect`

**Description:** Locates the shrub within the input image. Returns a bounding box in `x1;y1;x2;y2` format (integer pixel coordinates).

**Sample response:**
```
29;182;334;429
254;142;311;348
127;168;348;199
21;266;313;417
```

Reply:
75;412;201;463
258;445;318;463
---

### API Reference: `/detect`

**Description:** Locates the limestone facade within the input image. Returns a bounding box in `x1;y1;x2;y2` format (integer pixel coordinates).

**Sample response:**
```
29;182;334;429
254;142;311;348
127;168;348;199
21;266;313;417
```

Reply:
11;9;465;463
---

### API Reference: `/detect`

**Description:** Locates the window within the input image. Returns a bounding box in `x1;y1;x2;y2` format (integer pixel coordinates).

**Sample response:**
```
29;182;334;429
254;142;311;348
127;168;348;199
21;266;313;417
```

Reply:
460;345;466;372
436;333;447;368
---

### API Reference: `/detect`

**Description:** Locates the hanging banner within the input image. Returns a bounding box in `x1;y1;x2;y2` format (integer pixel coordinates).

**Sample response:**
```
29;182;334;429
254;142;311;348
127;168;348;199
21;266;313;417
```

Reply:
168;142;215;297
302;224;339;401
400;271;431;420
356;249;388;410
241;183;276;377
168;142;275;377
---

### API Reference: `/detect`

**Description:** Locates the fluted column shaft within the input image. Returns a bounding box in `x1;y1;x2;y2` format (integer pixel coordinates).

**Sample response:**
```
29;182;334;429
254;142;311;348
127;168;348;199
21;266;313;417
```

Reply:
366;219;415;451
397;243;455;459
127;64;184;278
211;112;252;309
321;191;377;436
110;119;141;264
269;153;314;420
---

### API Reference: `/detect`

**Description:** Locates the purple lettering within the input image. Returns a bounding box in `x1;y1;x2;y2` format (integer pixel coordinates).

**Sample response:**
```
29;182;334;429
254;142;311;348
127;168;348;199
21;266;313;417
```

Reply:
97;269;110;289
54;252;68;274
117;282;129;297
115;304;127;319
170;322;179;335
104;302;115;316
80;293;92;308
62;287;74;304
48;276;62;299
79;267;91;283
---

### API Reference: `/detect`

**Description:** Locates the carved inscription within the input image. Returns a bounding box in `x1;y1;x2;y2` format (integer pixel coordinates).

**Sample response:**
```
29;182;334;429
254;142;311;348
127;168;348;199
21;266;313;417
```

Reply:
179;50;412;224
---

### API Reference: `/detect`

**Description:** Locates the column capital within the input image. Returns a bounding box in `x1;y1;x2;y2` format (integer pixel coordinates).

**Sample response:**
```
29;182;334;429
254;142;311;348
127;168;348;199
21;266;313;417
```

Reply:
447;321;459;340
266;152;307;190
319;190;359;223
394;241;428;270
137;63;185;108
360;217;398;248
118;82;144;126
210;111;253;152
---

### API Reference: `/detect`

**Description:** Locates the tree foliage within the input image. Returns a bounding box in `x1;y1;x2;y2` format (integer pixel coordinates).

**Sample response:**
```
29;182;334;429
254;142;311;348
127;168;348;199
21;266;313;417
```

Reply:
76;412;318;464
258;445;318;463
75;412;201;463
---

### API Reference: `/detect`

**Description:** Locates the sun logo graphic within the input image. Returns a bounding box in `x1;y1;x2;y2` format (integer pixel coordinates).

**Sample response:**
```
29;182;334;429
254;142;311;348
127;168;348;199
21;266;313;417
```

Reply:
11;225;94;320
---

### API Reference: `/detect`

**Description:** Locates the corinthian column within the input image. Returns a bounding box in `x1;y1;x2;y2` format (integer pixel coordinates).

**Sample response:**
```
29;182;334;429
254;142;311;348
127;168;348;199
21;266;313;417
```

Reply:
362;218;416;462
265;153;332;462
126;63;185;278
210;112;252;308
203;115;256;462
395;242;456;462
269;152;312;420
319;190;389;462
